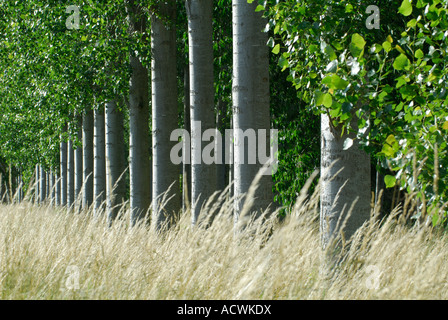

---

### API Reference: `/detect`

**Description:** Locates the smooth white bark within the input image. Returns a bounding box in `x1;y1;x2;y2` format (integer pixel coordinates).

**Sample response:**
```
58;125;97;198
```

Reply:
232;0;273;224
105;100;126;222
187;0;217;226
127;10;150;225
50;170;55;206
55;172;60;206
127;2;151;225
35;164;39;204
74;117;83;210
94;108;106;216
182;66;191;213
60;134;67;206
67;139;75;207
82;109;94;210
320;114;371;248
129;54;151;224
45;170;50;200
151;0;180;230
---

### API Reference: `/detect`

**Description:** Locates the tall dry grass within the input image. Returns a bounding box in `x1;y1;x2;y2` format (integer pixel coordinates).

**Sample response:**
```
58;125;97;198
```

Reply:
1;183;448;300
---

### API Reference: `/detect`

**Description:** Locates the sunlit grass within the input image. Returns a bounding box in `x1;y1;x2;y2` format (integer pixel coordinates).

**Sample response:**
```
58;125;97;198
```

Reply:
1;183;448;299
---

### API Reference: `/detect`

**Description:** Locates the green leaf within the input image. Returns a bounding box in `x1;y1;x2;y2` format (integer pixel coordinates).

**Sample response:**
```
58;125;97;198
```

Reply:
415;96;425;105
370;43;382;54
393;53;410;70
384;175;397;188
407;18;417;28
381;134;399;157
432;212;440;226
398;0;413;16
395;45;407;55
255;5;265;12
349;33;366;58
278;55;289;71
442;121;448;130
415;49;424;59
309;44;318;53
274;23;280;34
315;91;325;106
342;102;353;114
329;106;341;118
321;43;337;60
322;93;333;108
382;41;392;52
322;74;349;90
396;75;409;88
272;44;280;54
315;91;332;108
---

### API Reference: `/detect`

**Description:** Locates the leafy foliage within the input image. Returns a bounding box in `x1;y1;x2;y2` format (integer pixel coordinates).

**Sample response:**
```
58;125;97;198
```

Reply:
0;0;156;191
1;0;447;228
264;0;448;225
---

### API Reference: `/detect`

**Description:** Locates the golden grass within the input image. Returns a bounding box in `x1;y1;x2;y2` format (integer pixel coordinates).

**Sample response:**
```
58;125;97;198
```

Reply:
1;188;448;300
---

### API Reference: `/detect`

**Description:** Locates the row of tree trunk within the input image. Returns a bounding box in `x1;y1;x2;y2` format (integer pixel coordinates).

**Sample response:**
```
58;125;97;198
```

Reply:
0;166;24;203
7;1;374;250
35;103;126;226
30;0;275;230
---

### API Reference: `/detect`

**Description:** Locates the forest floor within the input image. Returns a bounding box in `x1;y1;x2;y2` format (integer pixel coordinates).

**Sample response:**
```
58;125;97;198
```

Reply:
1;191;448;300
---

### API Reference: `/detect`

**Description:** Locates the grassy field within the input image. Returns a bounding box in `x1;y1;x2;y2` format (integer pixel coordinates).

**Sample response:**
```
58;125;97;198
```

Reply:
1;187;448;300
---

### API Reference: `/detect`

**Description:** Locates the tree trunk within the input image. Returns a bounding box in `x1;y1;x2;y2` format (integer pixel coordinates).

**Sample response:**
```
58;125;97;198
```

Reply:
50;170;55;206
151;0;180;230
129;56;151;224
40;165;46;204
55;172;60;206
74;118;83;210
60;132;68;206
320;114;371;249
375;168;385;212
83;108;94;210
45;170;49;203
182;66;191;213
35;164;39;204
128;3;151;225
15;171;20;203
67;139;75;208
187;0;217;226
229;117;234;199
216;99;227;192
94;108;106;216
232;0;273;225
19;172;23;203
46;170;50;200
105;100;126;223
